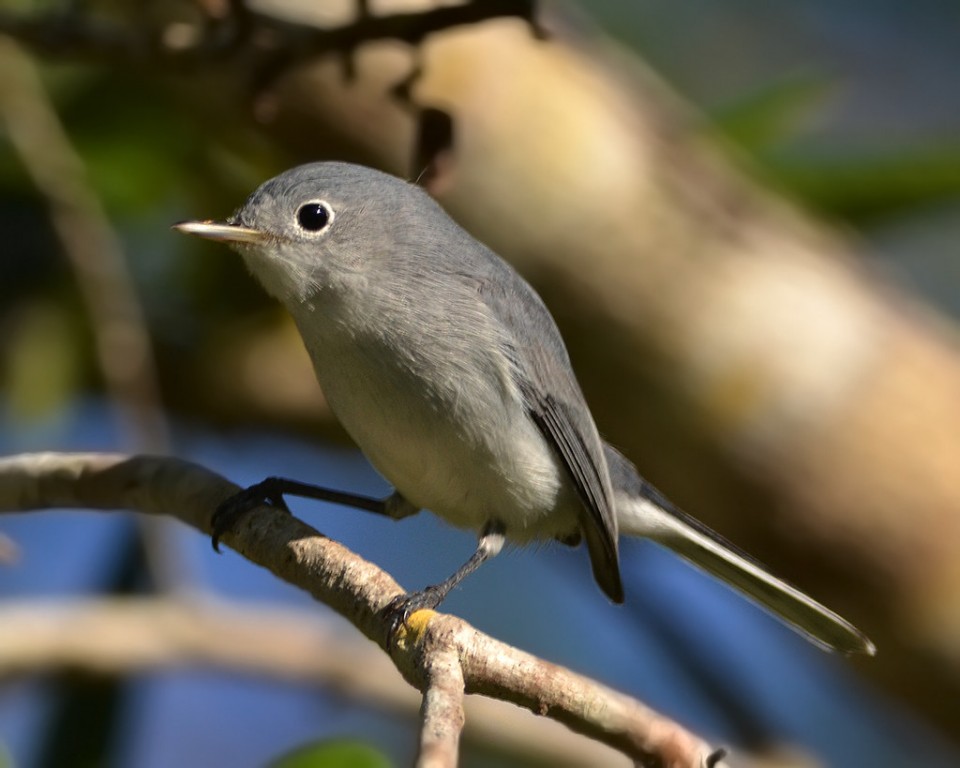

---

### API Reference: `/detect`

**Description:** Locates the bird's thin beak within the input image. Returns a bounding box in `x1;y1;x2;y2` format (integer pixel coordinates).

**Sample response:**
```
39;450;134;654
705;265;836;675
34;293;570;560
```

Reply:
173;220;267;244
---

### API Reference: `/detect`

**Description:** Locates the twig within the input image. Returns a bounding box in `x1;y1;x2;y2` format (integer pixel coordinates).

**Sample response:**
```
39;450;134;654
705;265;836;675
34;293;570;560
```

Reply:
0;451;724;767
0;0;543;64
418;646;466;768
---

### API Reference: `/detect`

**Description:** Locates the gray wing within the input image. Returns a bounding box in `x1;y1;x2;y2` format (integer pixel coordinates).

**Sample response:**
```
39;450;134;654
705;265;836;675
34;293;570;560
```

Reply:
475;259;623;603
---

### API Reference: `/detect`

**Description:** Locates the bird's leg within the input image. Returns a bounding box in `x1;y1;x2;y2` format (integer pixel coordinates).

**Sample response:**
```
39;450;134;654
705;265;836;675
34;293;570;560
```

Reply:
384;522;506;637
211;477;417;551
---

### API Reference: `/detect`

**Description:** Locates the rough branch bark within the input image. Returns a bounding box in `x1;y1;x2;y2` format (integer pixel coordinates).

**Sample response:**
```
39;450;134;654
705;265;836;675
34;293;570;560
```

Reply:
0;451;723;768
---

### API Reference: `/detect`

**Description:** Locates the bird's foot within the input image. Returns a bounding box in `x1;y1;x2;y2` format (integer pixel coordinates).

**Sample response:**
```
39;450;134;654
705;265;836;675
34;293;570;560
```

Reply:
383;585;446;642
211;478;291;552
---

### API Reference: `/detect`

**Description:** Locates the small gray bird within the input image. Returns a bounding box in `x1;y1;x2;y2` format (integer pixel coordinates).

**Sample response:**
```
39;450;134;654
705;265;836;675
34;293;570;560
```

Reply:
176;162;874;655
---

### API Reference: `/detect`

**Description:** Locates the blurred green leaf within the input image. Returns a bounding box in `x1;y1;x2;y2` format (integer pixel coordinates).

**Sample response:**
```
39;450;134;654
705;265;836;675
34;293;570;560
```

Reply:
761;142;960;220
269;739;394;768
706;72;960;221
4;299;83;421
54;75;200;214
710;70;834;151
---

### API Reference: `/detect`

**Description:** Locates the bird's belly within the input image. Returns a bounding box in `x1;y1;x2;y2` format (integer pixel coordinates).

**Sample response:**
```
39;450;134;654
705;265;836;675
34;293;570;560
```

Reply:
310;340;579;542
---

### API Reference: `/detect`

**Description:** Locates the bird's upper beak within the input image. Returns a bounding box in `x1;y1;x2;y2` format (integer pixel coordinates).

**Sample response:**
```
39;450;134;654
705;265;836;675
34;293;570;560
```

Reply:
173;220;267;244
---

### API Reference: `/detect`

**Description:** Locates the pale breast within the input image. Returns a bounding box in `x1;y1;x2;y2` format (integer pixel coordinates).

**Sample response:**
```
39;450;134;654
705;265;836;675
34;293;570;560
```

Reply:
294;309;580;542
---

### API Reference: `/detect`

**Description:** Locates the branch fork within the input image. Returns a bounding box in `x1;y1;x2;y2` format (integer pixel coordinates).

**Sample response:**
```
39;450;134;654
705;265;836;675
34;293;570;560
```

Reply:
0;452;724;767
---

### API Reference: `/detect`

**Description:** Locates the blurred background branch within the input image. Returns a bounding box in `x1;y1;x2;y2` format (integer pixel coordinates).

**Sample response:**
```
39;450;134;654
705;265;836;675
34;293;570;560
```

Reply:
0;596;637;767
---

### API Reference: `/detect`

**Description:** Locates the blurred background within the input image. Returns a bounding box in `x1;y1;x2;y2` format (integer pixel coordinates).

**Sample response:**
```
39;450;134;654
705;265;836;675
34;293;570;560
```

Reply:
2;0;960;766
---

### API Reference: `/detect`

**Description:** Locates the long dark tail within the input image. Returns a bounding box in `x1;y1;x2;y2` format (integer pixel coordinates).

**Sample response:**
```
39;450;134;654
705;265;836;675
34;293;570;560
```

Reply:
604;444;875;655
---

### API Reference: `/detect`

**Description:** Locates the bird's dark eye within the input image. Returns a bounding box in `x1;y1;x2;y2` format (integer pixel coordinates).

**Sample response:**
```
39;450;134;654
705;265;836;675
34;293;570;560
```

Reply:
297;201;332;232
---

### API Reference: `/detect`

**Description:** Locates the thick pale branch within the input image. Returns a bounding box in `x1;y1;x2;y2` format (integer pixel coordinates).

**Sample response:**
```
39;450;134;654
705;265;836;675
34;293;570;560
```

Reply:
0;451;721;767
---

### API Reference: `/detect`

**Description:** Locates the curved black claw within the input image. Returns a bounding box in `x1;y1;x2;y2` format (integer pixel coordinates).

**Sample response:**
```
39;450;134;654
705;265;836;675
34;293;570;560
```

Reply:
211;478;291;552
383;586;446;642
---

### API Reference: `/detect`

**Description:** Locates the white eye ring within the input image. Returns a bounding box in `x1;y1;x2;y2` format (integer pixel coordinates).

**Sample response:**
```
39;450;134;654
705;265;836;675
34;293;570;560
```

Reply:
296;200;334;233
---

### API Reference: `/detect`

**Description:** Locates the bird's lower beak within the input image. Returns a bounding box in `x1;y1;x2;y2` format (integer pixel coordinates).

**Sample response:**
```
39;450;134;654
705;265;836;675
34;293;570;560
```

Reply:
173;220;267;244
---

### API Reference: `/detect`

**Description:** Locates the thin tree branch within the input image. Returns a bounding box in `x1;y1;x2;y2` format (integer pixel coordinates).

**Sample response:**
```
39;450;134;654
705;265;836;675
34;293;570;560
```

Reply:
0;0;543;65
0;451;724;767
418;647;465;768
